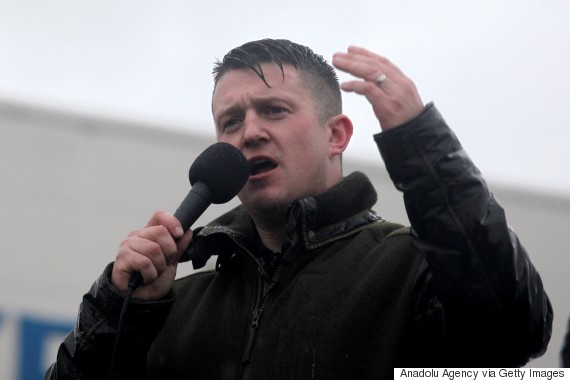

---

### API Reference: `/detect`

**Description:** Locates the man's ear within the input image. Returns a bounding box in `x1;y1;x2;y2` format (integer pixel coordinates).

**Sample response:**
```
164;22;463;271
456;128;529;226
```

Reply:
327;114;353;158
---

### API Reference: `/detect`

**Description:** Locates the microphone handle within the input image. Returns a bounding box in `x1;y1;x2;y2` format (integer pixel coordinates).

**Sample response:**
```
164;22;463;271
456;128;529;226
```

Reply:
173;181;214;231
130;181;214;289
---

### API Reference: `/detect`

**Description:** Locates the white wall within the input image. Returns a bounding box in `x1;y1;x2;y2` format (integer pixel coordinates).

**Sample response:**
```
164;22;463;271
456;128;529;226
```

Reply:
0;99;567;378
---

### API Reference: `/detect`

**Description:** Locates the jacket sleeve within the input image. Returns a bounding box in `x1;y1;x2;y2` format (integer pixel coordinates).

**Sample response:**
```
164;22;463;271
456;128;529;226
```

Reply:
375;103;553;366
44;263;174;379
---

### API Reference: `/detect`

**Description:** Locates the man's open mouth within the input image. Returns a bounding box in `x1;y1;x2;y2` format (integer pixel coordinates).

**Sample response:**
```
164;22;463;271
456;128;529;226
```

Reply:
249;158;277;176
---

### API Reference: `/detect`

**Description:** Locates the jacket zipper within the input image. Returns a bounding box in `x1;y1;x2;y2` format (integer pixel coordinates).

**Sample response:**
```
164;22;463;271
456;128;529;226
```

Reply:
241;243;294;379
242;275;264;366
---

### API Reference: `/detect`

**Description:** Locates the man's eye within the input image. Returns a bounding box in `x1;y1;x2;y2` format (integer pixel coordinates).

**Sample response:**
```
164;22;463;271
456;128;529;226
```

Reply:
223;119;241;130
266;107;285;115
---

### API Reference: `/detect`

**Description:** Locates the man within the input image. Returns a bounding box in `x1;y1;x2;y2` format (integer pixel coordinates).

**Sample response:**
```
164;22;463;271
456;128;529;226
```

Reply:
46;39;552;379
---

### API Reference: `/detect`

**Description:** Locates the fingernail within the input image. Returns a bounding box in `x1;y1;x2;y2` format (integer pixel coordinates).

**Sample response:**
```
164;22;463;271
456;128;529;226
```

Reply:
175;226;184;237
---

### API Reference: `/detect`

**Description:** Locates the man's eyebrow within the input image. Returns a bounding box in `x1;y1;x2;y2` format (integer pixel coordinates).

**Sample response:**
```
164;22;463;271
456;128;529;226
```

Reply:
217;95;292;115
252;96;290;104
247;93;298;110
216;105;242;118
213;100;248;122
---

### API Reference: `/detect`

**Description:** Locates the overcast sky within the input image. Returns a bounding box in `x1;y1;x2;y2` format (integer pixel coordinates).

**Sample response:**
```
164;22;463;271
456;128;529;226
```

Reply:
1;0;569;196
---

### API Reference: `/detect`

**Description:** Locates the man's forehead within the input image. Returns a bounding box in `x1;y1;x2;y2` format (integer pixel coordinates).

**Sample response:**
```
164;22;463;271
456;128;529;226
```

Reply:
211;64;309;115
212;64;301;100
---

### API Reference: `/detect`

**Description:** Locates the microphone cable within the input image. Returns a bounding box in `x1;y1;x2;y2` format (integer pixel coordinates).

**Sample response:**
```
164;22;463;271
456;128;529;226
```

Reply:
109;272;143;380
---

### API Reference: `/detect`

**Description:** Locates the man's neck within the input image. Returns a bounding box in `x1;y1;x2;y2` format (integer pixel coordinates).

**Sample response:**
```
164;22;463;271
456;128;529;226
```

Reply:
255;223;293;252
249;210;294;252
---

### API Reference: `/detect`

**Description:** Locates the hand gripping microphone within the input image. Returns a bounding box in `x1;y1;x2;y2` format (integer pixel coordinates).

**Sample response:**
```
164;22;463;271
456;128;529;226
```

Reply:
130;142;249;289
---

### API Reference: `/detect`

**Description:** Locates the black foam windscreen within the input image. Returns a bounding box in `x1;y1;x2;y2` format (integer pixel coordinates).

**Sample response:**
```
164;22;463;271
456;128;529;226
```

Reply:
188;142;249;204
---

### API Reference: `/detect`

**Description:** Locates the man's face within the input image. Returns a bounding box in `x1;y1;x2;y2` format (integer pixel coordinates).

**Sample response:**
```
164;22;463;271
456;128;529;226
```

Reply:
212;64;339;217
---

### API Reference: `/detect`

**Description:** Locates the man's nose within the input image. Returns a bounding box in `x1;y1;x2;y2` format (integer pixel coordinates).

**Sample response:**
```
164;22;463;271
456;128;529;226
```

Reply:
242;115;269;148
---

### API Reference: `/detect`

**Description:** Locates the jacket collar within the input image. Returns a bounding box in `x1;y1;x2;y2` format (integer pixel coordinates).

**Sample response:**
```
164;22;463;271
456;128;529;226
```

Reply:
285;171;379;249
182;171;380;268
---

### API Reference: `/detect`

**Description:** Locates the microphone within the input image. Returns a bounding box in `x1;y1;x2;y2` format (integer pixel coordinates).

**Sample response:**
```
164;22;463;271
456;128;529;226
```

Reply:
174;141;249;230
129;142;249;288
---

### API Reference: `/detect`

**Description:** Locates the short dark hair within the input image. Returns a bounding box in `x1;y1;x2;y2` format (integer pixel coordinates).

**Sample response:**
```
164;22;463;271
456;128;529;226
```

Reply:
212;39;342;123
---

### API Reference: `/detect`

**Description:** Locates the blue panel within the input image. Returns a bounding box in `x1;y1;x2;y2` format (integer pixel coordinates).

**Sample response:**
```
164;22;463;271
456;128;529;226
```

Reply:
19;315;73;380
